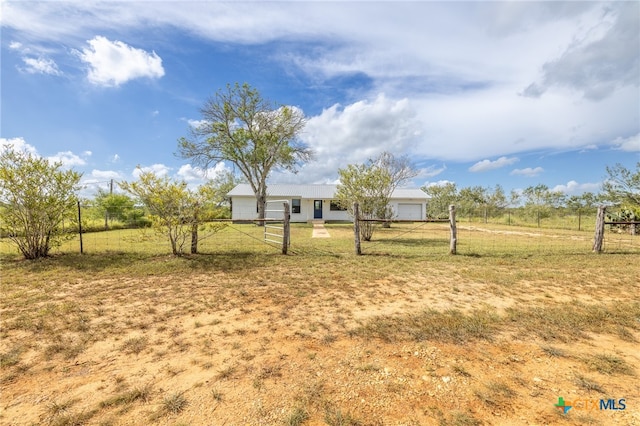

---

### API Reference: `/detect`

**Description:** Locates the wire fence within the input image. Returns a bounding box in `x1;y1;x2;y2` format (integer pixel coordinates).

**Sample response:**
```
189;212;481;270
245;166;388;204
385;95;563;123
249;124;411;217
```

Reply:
356;221;638;257
435;207;598;232
1;204;638;258
66;223;284;255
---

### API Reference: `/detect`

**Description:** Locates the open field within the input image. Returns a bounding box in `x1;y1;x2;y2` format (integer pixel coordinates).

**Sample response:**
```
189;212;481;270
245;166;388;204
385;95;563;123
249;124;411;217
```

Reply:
1;223;639;425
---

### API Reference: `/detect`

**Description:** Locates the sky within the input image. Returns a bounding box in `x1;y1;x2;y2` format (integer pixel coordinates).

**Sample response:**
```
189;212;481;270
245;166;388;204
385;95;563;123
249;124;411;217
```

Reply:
1;1;639;199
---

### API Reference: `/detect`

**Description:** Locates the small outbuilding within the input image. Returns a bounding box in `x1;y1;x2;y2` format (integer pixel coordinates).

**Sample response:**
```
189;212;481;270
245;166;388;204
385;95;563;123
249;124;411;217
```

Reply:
227;184;428;223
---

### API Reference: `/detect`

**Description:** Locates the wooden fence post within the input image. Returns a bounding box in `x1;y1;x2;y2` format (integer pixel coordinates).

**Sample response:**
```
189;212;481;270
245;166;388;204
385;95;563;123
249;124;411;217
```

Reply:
77;201;83;254
449;204;457;255
353;202;361;255
282;201;290;255
578;210;582;231
593;205;606;253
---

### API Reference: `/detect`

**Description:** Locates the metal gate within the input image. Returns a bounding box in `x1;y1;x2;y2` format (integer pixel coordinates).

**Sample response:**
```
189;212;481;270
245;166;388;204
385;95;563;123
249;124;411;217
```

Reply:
264;200;290;254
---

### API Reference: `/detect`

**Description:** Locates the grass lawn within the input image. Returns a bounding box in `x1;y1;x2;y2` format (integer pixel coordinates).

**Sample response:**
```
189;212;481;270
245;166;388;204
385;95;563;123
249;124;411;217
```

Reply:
1;223;639;425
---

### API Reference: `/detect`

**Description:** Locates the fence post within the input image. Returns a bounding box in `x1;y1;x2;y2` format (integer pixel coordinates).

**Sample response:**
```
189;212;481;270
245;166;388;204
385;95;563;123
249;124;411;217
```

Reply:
353;202;361;255
578;210;582;231
282;201;290;255
77;201;83;254
593;205;606;253
449;204;457;255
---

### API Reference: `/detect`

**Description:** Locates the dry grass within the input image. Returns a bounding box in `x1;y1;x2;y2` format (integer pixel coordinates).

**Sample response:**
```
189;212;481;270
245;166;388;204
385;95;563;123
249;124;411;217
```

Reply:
1;223;638;424
581;353;636;376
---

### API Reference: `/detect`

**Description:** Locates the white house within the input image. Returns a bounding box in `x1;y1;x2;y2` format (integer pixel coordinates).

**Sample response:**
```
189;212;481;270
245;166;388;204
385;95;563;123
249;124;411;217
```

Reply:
227;184;429;223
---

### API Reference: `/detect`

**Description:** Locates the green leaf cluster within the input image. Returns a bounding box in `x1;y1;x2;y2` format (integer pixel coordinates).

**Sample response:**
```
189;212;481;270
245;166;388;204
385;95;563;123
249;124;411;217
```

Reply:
336;151;417;240
178;83;312;220
602;162;640;207
93;190;141;228
119;171;230;255
0;147;82;259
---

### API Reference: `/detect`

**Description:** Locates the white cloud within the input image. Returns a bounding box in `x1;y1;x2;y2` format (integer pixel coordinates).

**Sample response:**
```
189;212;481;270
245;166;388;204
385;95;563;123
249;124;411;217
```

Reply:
2;2;638;171
510;167;544;177
469;156;519;172
111;154;121;163
185;119;210;130
90;169;122;180
280;94;422;183
610;133;640;152
47;150;90;167
580;144;598;152
0;137;38;155
552;180;601;195
421;164;447;178
10;40;62;76
132;164;171;178
522;2;639;101
177;164;205;182
176;163;229;182
78;36;164;87
422;180;455;188
1;141;90;168
20;56;62;76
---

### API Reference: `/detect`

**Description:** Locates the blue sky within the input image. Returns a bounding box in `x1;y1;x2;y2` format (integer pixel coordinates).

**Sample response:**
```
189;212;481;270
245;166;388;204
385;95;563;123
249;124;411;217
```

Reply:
1;1;638;198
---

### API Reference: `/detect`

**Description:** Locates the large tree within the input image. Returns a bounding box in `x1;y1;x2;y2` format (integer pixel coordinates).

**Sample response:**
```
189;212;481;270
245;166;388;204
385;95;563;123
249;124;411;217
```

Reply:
0;146;82;259
178;83;312;222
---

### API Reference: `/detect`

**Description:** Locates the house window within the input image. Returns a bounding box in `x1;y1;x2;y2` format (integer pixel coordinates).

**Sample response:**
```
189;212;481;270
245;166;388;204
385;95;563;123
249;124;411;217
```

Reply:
330;201;346;211
292;199;301;214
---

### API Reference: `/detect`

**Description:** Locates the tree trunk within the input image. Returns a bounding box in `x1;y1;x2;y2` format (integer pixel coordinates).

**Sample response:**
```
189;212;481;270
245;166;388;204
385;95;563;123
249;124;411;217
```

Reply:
43;231;51;257
256;192;266;226
282;202;290;255
449;204;457;255
169;232;178;256
191;223;198;254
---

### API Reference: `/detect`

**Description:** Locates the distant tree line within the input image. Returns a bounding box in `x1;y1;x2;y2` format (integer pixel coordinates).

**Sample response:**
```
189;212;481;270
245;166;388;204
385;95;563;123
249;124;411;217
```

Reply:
422;163;639;232
422;182;590;223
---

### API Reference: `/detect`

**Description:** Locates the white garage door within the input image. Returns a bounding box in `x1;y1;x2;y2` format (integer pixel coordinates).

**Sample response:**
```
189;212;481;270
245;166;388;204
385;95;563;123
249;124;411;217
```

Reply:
397;203;422;220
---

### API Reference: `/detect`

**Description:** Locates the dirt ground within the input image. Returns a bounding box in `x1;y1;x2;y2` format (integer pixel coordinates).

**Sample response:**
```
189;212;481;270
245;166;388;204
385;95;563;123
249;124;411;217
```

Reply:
1;260;639;425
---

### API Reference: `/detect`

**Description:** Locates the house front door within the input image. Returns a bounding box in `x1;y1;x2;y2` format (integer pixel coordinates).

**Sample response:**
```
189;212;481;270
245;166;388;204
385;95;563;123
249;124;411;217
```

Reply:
313;200;323;219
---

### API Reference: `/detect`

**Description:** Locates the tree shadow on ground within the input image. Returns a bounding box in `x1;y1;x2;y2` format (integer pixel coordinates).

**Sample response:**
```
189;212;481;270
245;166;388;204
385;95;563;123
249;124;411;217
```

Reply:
1;250;277;275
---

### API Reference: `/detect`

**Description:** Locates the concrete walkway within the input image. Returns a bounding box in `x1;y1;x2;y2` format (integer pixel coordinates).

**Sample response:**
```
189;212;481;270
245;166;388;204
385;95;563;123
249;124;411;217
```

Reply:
311;222;331;238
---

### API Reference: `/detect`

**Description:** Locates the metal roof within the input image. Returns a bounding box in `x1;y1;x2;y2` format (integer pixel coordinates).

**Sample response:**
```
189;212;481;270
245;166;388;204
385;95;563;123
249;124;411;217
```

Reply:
227;184;428;200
